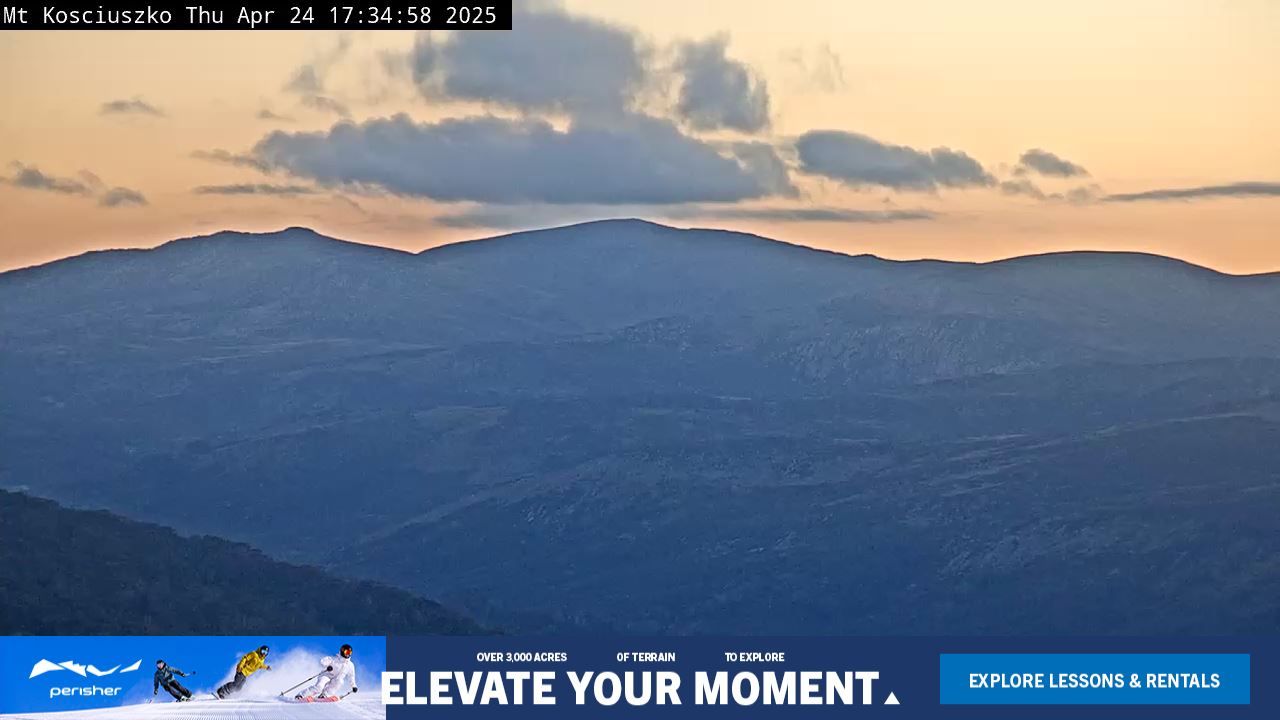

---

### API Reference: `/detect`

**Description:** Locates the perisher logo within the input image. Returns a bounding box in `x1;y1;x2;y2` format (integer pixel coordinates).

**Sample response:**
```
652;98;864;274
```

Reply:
28;658;141;700
29;658;142;679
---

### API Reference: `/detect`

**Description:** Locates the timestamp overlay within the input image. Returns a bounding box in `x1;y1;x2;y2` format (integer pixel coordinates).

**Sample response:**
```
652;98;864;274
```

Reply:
0;0;511;29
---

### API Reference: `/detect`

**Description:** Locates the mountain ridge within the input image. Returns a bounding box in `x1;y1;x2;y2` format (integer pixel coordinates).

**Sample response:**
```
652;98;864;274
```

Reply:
4;219;1277;279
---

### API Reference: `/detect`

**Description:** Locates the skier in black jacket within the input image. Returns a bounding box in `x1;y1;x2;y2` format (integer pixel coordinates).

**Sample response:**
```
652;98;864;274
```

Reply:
153;660;193;702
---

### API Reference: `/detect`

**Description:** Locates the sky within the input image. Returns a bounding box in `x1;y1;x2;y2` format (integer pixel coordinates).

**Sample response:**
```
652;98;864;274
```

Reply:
0;0;1277;273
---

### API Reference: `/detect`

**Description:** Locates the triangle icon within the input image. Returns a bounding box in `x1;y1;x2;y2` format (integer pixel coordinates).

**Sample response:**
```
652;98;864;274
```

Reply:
884;691;900;705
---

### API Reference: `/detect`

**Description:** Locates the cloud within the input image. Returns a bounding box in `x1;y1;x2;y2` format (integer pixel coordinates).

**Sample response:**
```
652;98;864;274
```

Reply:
257;108;295;122
673;35;770;133
1000;178;1048;200
193;183;318;196
252;113;788;205
402;5;783;132
1016;148;1088;178
1002;178;1101;203
410;5;647;116
299;95;351;118
100;98;165;117
282;33;352;96
280;36;356;119
1064;185;1101;203
191;149;270;173
1104;181;1280;203
724;142;797;197
284;66;324;95
3;163;92;195
79;170;104;190
4;162;146;207
795;130;994;191
435;204;933;230
99;187;148;207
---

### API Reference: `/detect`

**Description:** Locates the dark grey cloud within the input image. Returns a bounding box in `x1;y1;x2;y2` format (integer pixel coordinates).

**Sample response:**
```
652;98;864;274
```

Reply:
100;98;165;117
257;108;295;122
674;36;770;133
284;66;324;95
99;187;148;207
795;131;994;191
282;34;351;95
1017;148;1088;178
725;142;797;197
1104;181;1280;203
5;162;145;207
193;183;318;196
190;149;270;173
3;163;92;195
299;95;351;118
1000;178;1048;200
410;6;646;115
252;113;787;205
1001;178;1100;203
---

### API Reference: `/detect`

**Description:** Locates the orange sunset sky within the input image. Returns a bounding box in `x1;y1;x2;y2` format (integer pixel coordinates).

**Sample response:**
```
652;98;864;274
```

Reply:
1;0;1277;272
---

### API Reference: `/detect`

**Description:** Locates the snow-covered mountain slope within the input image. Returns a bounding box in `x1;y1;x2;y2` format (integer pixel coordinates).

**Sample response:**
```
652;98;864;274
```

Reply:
0;695;385;720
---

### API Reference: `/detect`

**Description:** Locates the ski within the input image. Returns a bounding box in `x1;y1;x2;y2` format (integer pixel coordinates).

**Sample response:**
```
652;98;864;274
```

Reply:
294;695;341;703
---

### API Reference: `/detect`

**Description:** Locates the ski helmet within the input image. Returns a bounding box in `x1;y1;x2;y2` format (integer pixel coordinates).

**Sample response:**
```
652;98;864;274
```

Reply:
259;645;270;656
156;660;166;669
339;644;353;658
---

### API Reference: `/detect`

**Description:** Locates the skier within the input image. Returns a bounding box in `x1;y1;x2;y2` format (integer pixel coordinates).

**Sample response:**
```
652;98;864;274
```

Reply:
153;660;193;702
214;645;272;699
296;644;358;701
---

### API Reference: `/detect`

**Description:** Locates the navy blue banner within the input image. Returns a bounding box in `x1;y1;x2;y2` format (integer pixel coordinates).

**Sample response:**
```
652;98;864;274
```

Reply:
385;637;1278;720
2;636;1275;718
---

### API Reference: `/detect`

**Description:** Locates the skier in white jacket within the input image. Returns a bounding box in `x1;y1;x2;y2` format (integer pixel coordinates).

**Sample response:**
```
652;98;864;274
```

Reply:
297;644;358;700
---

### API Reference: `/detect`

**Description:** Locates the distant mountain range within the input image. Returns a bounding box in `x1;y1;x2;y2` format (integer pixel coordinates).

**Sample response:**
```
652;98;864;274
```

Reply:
0;490;484;634
2;220;1278;633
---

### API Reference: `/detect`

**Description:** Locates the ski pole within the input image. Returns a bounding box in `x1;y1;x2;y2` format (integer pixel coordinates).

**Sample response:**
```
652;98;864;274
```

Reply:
279;672;324;697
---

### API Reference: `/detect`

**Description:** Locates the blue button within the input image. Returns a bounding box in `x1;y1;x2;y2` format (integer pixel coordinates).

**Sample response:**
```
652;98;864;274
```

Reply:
940;653;1249;705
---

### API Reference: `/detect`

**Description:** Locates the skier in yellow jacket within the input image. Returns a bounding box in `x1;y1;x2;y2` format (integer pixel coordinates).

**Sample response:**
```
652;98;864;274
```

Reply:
214;646;272;699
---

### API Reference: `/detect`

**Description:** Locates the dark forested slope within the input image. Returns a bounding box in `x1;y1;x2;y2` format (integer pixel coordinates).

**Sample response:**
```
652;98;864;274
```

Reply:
0;490;484;635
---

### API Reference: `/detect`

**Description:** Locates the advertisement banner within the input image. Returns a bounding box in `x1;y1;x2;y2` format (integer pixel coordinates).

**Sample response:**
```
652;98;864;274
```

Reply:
0;637;1274;719
383;636;1271;720
0;636;386;718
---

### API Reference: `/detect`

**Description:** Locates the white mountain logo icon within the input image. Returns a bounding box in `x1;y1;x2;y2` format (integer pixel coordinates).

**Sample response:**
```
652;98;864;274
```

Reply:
29;659;141;679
